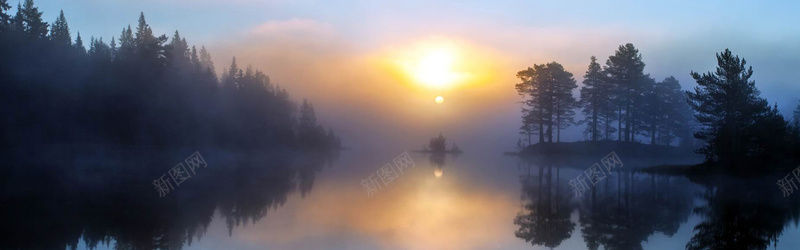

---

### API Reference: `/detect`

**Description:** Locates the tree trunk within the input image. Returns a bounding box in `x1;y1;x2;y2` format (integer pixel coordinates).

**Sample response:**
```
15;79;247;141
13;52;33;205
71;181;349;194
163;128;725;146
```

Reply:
630;102;636;142
538;106;544;143
604;113;611;141
625;103;631;142
527;129;531;146
651;124;657;145
556;110;561;143
592;106;598;142
547;115;553;143
618;106;623;141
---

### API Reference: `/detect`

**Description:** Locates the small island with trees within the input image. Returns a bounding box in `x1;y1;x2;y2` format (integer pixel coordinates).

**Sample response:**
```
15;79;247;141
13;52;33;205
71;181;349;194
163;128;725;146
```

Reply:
416;133;463;154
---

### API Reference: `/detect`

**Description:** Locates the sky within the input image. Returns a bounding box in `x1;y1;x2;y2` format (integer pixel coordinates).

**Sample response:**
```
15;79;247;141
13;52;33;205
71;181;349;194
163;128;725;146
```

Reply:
28;0;800;149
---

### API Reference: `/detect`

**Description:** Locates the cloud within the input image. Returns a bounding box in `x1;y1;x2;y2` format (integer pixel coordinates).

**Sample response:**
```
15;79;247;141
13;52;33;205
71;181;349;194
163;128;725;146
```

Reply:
248;18;336;39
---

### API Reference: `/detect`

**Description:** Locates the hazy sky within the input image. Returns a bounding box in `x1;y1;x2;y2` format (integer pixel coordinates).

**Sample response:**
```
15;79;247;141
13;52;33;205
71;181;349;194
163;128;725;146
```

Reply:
30;0;800;149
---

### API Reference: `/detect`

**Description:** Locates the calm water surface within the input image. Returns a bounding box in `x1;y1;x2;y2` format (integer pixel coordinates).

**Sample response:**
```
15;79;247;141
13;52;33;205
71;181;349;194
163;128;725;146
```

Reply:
2;146;799;249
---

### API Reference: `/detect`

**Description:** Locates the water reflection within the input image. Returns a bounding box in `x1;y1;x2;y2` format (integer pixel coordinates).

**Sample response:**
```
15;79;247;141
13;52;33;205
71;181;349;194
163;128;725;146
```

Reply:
427;152;460;179
0;147;337;250
514;160;575;248
4;147;800;249
575;169;694;250
430;153;445;178
686;177;800;250
513;155;800;250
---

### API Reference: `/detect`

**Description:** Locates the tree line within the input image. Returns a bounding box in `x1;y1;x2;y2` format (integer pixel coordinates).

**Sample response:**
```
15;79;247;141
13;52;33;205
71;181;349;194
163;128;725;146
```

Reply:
516;43;800;167
516;43;693;147
0;0;340;151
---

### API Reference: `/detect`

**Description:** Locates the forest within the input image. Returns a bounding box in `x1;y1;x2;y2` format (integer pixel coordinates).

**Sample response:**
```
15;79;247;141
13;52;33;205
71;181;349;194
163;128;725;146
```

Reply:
0;0;340;152
0;2;340;248
515;43;800;171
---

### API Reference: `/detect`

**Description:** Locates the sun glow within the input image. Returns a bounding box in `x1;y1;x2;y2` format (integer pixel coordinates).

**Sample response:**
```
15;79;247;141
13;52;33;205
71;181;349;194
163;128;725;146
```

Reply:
375;36;504;110
412;47;459;88
388;38;473;90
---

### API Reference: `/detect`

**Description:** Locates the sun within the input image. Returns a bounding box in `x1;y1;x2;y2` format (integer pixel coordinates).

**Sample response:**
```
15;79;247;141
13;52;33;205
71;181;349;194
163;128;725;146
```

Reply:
435;96;444;104
413;47;459;88
391;39;466;90
384;37;499;92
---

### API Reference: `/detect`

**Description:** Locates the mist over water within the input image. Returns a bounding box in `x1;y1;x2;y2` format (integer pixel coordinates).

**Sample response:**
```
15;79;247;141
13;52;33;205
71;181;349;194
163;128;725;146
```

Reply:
7;144;800;250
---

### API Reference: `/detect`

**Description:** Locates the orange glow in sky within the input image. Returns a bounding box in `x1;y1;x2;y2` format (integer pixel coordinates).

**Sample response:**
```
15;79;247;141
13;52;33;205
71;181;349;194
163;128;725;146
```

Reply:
389;38;474;91
410;46;460;89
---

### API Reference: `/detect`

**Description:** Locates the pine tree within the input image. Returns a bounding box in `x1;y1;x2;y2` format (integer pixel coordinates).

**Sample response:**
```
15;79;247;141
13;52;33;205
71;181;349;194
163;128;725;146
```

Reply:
0;0;11;31
134;12;154;49
255;69;271;92
632;75;655;142
236;69;244;89
73;31;85;54
299;99;317;129
109;36;117;58
516;65;548;144
222;57;239;90
579;56;609;141
662;78;679;145
549;62;577;143
605;43;646;142
751;103;788;161
297;99;324;149
243;64;255;89
662;77;691;146
49;10;70;45
199;45;215;73
794;100;800;128
642;76;686;145
687;49;770;164
133;12;167;64
10;3;23;33
190;46;200;68
21;0;46;38
117;26;134;60
89;37;111;63
640;75;660;144
516;62;575;143
519;107;539;146
168;30;190;69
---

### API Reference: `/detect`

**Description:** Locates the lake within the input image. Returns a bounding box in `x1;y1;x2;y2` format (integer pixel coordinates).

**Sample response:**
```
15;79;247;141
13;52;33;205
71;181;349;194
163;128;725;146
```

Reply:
1;145;799;250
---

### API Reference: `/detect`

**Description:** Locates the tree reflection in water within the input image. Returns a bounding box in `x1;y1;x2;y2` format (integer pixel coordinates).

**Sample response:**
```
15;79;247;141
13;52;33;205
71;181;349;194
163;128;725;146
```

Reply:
514;156;800;250
686;176;800;250
514;157;576;248
0;146;338;249
576;169;694;250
